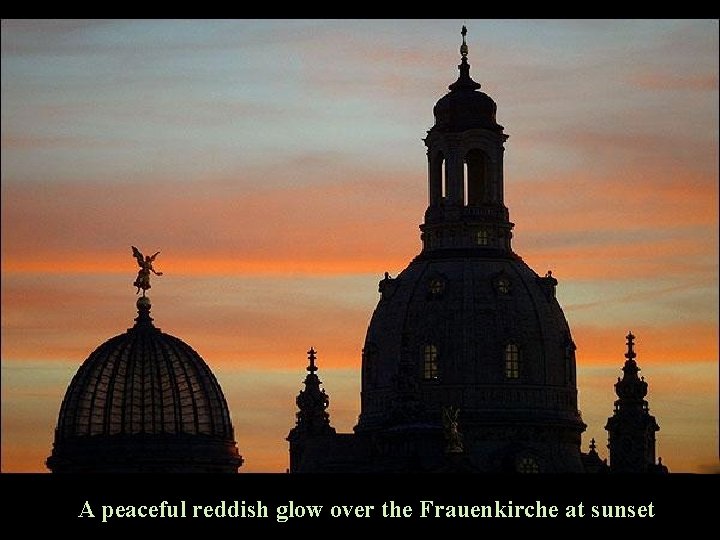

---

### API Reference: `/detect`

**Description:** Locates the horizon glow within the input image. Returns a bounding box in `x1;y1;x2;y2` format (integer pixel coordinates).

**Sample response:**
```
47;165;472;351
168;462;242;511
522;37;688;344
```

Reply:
2;19;718;473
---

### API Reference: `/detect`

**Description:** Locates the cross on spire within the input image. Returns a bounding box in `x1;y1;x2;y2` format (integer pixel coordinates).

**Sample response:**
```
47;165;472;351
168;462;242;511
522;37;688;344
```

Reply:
607;332;662;472
625;331;636;360
307;347;318;374
289;347;336;440
460;25;468;58
448;26;481;93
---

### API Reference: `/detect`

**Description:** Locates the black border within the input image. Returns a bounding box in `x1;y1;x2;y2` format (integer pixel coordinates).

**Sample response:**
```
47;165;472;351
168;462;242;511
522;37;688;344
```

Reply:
3;473;717;532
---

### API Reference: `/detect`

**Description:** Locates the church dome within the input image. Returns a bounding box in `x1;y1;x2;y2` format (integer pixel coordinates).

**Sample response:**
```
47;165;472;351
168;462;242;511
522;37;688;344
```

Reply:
356;246;585;474
47;296;242;472
353;27;585;472
359;254;579;428
287;26;662;475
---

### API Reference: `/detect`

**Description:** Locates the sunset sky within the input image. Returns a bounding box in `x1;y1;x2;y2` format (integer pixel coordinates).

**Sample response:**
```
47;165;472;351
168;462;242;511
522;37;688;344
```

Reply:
1;19;718;473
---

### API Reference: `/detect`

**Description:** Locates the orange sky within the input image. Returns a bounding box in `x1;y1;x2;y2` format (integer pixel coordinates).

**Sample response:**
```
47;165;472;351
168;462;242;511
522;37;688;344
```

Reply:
1;19;718;473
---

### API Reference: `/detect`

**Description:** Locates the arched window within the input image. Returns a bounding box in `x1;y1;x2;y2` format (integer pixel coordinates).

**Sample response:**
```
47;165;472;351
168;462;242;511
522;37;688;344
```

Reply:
465;149;487;206
505;343;519;379
423;345;439;380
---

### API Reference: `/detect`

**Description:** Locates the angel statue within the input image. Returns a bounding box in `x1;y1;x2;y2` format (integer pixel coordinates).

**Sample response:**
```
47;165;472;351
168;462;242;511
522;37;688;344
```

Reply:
131;246;163;296
442;406;464;454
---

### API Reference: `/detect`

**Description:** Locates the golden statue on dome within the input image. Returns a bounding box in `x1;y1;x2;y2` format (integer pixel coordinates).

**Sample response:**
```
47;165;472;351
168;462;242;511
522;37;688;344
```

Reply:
131;246;163;296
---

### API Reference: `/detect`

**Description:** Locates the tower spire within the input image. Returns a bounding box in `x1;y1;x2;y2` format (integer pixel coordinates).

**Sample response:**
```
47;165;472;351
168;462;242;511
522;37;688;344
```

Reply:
625;331;636;360
287;348;336;471
617;331;643;393
423;26;509;255
449;25;481;91
605;332;665;473
307;347;318;374
289;348;335;437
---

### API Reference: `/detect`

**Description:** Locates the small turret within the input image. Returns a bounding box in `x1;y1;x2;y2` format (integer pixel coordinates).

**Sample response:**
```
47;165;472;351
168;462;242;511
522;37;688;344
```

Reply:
605;332;665;473
287;348;336;472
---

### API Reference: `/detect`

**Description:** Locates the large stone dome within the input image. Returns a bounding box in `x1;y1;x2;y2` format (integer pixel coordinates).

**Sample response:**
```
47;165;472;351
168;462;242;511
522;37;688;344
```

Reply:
360;254;577;422
47;297;242;472
356;251;585;472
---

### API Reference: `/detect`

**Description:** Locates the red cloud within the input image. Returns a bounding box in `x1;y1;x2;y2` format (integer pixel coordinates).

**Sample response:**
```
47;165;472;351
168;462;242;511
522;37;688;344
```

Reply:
629;73;719;91
573;323;718;365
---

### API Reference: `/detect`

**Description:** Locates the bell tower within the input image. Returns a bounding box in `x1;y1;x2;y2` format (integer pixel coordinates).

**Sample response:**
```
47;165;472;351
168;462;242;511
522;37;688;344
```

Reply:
421;26;513;254
287;348;336;472
605;332;666;473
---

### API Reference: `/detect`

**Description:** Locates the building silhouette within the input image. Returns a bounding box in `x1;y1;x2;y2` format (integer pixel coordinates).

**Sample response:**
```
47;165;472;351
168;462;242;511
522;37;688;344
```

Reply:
47;296;242;473
47;27;667;474
287;28;667;474
606;332;667;473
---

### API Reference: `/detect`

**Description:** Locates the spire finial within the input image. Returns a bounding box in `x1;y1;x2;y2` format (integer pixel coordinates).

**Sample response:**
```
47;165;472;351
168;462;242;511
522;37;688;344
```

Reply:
133;295;155;328
307;347;318;374
589;438;597;452
460;25;468;58
625;331;636;360
448;25;481;92
290;347;336;438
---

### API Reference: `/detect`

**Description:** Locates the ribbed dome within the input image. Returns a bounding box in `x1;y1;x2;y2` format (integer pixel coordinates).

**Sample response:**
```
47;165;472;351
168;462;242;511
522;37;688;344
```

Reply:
47;297;242;472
